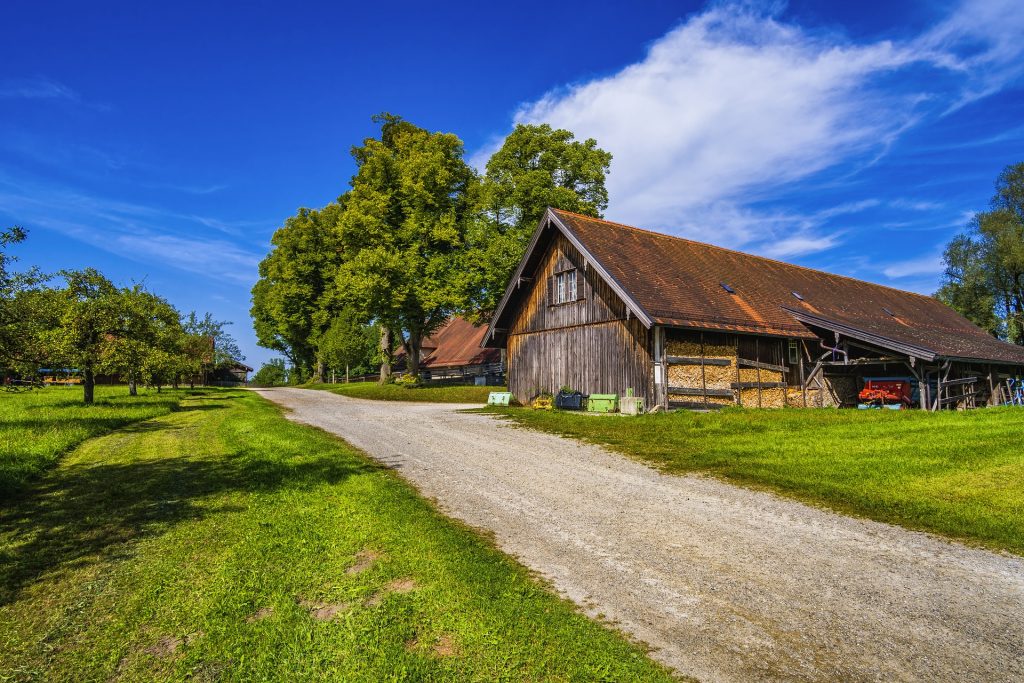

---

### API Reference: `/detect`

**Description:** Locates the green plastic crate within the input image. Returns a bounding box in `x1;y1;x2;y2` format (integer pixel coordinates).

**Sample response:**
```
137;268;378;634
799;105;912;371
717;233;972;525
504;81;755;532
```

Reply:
587;393;619;413
487;391;512;406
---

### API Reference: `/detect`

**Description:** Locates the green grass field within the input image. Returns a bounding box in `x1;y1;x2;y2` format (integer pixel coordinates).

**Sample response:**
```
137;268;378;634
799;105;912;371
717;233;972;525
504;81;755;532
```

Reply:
308;381;500;404
0;385;187;495
0;388;672;682
488;406;1024;556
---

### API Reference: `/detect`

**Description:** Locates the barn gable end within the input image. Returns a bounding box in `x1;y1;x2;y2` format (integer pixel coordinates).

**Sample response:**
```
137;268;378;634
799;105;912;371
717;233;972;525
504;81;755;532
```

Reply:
499;228;652;404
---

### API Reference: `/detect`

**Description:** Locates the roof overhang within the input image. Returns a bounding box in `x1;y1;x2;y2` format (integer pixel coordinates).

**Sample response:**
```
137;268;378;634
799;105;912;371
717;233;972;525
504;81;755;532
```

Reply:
784;308;938;361
483;208;654;347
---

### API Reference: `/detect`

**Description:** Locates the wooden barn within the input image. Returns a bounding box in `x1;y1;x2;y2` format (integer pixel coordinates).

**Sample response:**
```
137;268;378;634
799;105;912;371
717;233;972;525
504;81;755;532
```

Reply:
418;317;504;383
396;317;504;383
483;208;1024;410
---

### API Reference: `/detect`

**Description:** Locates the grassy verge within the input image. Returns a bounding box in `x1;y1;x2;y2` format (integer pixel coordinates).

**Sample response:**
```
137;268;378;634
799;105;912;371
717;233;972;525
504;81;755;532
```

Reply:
0;388;673;681
307;381;501;404
486;406;1024;556
0;386;188;495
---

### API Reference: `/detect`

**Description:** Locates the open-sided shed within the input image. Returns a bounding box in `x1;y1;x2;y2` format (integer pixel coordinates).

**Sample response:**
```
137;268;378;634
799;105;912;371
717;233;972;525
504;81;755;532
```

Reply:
483;208;1024;410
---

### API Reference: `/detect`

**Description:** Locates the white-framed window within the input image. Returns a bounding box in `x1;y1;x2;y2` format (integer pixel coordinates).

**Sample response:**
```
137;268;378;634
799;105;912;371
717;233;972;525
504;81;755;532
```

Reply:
788;340;799;365
554;269;577;304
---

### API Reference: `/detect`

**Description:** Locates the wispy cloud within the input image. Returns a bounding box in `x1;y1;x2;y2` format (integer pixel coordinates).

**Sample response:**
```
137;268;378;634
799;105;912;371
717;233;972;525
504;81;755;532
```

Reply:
142;181;229;196
881;253;945;279
913;0;1024;107
0;76;111;111
500;0;1024;257
0;173;264;284
0;76;79;101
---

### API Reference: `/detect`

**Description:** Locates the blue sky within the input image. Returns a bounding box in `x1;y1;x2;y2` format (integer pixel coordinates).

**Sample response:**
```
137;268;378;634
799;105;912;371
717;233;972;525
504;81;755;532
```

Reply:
3;1;1023;369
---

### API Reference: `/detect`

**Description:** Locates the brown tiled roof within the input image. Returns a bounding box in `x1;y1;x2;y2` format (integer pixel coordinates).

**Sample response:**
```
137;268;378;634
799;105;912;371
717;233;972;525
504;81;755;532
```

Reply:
551;209;1024;364
419;317;501;369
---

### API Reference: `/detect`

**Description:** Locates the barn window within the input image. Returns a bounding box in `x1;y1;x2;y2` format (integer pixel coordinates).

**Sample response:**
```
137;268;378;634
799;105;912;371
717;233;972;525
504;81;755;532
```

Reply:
554;269;578;304
788;340;799;365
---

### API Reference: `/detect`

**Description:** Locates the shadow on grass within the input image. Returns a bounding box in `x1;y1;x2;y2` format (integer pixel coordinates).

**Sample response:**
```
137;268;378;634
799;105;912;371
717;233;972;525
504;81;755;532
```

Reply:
0;419;376;606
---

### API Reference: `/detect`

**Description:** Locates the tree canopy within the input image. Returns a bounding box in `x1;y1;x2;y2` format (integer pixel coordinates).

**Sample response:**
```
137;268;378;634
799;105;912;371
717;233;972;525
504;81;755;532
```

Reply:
937;162;1024;344
249;116;612;382
334;114;477;377
466;124;612;320
251;203;344;378
0;229;247;403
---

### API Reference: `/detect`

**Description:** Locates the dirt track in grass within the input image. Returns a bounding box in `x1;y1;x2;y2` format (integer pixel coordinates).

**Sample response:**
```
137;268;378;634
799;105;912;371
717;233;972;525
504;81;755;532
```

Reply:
257;387;1024;682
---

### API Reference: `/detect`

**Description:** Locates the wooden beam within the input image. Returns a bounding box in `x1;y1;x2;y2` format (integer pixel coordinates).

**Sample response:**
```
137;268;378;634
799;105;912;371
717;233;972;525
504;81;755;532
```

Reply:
731;382;787;389
667;355;731;366
669;400;727;411
938;376;980;387
819;356;904;366
737;358;787;373
668;386;733;398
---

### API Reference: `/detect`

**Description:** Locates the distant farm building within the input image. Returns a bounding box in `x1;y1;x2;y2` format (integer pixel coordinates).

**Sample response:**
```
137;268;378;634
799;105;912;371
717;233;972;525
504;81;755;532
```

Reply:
483;208;1024;410
211;361;253;386
400;317;503;384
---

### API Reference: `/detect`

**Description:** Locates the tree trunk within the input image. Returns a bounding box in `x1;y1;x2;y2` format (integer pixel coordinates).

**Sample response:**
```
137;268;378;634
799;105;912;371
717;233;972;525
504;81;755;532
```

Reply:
128;379;138;396
407;334;421;378
379;327;393;383
346;363;350;384
83;366;95;404
316;359;326;384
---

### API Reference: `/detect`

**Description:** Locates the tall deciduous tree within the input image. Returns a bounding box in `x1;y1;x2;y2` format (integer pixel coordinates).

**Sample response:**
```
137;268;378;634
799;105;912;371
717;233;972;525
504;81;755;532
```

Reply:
938;162;1024;344
43;269;123;404
465;124;612;320
251;202;344;381
336;114;476;379
0;226;48;373
317;309;377;382
98;286;181;396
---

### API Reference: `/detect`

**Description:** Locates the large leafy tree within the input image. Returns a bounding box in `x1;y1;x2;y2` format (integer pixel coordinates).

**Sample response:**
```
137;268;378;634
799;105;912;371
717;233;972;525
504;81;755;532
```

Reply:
317;309;377;382
42;269;125;403
98;286;181;396
335;114;476;379
251;358;288;387
465;124;612;320
0;227;48;373
938;162;1024;344
251;202;344;381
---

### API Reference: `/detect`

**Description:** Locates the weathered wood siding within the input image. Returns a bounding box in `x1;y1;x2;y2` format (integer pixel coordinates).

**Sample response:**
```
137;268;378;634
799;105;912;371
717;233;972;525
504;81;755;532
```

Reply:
506;233;651;403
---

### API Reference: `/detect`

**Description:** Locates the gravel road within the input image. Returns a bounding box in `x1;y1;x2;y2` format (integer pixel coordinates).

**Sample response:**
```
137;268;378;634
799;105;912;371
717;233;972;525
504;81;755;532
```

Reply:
256;387;1024;682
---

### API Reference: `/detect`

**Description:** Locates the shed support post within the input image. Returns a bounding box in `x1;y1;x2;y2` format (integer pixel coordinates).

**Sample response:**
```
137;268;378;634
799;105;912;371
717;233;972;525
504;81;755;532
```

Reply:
800;341;808;408
700;332;708;409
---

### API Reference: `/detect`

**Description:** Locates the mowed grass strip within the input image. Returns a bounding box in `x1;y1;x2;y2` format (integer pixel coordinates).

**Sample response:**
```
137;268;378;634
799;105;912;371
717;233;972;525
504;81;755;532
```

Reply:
488;406;1024;556
0;386;187;495
308;381;500;404
0;389;673;682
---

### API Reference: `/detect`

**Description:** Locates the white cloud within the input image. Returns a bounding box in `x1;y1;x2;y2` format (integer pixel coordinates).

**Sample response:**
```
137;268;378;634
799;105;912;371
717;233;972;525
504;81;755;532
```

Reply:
881;254;944;279
501;0;1024;257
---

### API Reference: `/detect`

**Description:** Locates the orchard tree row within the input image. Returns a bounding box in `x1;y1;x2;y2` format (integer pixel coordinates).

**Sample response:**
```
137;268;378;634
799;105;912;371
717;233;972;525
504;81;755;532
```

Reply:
250;114;612;383
0;227;243;403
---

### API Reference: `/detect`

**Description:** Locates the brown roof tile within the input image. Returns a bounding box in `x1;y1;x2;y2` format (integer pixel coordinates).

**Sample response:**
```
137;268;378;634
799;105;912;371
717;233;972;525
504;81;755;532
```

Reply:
420;317;501;369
